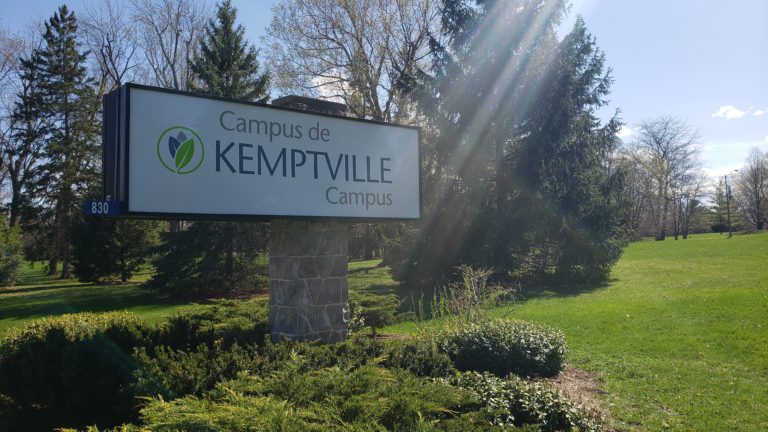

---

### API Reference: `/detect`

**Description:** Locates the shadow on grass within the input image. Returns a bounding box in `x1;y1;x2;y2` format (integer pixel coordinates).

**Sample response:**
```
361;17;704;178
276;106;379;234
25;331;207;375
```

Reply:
0;282;185;325
353;273;617;318
517;278;615;301
0;284;91;295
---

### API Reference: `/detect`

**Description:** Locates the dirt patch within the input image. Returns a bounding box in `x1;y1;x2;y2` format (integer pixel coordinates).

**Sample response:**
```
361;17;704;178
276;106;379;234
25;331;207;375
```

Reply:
545;368;617;431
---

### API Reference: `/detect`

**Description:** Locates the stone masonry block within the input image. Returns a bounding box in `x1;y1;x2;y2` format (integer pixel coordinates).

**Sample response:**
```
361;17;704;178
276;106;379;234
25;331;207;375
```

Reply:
331;255;348;277
299;256;319;278
319;278;341;304
284;280;310;306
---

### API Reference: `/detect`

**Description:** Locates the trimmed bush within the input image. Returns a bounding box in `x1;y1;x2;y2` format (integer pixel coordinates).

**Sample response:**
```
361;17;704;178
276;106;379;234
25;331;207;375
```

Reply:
451;372;599;432
154;298;269;350
386;337;457;378
0;312;150;430
434;319;566;377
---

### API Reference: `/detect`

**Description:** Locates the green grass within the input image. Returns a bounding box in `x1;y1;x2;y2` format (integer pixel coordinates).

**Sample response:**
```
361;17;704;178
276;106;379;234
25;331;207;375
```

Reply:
387;232;768;431
0;264;191;335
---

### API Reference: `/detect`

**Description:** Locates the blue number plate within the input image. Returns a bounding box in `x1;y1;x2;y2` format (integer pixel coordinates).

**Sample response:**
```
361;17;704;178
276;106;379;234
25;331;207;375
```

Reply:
84;200;122;216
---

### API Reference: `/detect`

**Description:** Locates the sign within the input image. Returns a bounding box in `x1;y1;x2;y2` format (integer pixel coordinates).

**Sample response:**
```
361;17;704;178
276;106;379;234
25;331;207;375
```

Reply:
103;84;420;220
84;200;122;217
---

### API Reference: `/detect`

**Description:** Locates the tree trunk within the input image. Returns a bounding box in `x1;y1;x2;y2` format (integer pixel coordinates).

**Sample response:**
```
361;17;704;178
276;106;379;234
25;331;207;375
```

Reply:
9;179;22;227
224;222;235;277
47;257;58;276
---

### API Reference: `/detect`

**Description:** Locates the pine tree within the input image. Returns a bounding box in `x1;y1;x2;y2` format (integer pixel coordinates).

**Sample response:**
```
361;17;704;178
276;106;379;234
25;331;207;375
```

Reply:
29;5;101;278
512;17;629;282
190;0;269;101
151;0;270;293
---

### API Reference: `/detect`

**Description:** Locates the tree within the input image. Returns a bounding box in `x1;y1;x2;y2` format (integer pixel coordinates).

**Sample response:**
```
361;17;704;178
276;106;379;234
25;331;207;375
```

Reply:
266;0;439;122
150;0;270;293
28;6;101;277
71;216;161;283
710;178;728;233
130;0;210;90
190;0;269;101
631;116;701;240
510;16;629;281
0;220;25;286
390;2;630;284
3;51;47;228
82;0;140;89
734;148;768;230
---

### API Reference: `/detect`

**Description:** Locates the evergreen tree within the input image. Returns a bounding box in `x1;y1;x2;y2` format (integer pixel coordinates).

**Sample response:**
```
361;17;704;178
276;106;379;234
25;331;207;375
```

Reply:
390;2;629;285
389;0;567;284
151;0;270;293
190;0;269;101
511;17;629;282
28;5;101;278
71;216;162;283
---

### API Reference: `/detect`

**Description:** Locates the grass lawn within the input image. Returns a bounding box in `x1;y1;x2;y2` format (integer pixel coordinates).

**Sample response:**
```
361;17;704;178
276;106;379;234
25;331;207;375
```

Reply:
387;232;768;431
0;264;192;335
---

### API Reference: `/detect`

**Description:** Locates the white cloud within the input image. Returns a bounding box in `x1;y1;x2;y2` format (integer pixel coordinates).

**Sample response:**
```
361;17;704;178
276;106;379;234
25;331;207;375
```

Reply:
617;125;632;138
765;134;768;143
754;109;766;117
711;105;746;119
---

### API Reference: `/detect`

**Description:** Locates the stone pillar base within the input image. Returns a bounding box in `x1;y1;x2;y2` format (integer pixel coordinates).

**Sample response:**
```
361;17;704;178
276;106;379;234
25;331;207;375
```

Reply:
268;220;348;343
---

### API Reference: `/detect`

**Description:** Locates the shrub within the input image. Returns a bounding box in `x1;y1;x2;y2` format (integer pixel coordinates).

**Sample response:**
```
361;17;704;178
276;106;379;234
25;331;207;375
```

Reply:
434;319;567;377
132;342;259;399
451;372;599;432
349;291;399;334
386;337;457;378
0;312;150;430
153;298;269;350
129;364;512;431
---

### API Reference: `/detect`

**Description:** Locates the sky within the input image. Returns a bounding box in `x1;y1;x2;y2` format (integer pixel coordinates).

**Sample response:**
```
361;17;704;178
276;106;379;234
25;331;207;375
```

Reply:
1;0;766;179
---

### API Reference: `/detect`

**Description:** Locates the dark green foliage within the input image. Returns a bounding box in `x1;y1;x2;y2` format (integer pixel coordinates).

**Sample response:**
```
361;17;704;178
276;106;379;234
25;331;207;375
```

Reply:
386;337;457;378
148;224;269;295
25;5;101;278
509;17;629;283
390;1;629;287
434;320;567;377
190;0;269;101
71;217;161;283
153;298;269;350
132;342;259;399
0;222;24;286
0;312;150;430
133;364;501;431
0;298;589;430
451;372;599;431
349;291;400;333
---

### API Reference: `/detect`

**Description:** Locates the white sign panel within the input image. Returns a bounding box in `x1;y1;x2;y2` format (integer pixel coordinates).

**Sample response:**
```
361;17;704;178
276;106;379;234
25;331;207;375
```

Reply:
123;85;420;219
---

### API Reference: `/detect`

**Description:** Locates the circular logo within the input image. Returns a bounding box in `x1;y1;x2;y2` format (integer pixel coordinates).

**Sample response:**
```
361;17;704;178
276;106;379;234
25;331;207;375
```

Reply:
156;126;205;174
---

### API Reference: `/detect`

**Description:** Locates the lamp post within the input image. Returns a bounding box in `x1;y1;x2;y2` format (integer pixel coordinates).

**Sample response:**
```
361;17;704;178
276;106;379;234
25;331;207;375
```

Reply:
725;169;739;238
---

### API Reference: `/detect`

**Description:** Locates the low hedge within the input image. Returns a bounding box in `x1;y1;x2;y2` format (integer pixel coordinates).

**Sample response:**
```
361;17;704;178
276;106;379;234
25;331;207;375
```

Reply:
0;312;150;430
434;319;567;377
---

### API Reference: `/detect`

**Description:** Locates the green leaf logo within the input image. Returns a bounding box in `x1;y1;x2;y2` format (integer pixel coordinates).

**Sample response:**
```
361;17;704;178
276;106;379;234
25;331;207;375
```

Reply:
175;139;195;172
156;126;204;174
